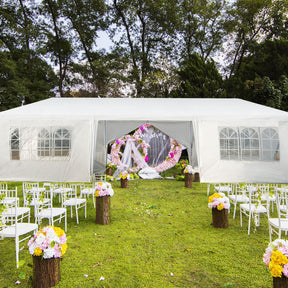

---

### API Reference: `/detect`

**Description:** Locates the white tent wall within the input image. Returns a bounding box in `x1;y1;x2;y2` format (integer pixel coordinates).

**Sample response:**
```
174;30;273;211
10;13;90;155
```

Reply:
0;97;288;183
0;117;92;182
198;119;288;183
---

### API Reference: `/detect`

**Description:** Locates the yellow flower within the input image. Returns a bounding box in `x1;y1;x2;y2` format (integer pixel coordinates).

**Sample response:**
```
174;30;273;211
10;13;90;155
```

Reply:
95;190;100;197
33;247;43;257
271;250;288;266
54;227;65;237
269;262;283;278
61;243;67;256
217;203;224;211
98;182;103;186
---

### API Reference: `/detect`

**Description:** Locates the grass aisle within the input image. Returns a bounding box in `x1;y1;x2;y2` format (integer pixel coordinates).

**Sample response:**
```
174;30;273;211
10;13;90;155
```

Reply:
0;180;272;287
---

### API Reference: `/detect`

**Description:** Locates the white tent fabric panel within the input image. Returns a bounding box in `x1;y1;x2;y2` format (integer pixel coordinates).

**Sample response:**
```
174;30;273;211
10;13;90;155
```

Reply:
0;118;91;182
198;119;288;183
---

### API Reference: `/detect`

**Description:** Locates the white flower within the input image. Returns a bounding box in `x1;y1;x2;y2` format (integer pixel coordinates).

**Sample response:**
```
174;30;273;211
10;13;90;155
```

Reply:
99;276;105;281
35;233;46;246
43;247;55;259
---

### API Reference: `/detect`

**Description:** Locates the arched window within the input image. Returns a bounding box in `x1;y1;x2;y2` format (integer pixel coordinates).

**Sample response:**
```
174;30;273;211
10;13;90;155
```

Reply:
53;128;71;157
219;127;239;160
38;129;51;157
10;128;20;160
240;128;260;160
261;128;280;161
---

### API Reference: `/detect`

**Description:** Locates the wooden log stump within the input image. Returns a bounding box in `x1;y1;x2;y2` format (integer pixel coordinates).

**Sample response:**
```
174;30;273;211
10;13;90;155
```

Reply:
96;196;111;225
121;178;128;188
184;173;193;188
193;172;200;182
273;276;288;288
106;167;112;176
212;208;229;228
33;256;60;288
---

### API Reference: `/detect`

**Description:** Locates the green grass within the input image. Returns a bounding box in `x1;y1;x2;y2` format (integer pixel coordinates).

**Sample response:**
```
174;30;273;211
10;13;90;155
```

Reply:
0;179;273;287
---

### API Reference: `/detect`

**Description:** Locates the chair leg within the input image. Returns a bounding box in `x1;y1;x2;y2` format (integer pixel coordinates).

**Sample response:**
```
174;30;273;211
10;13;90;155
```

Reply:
15;236;19;268
75;206;79;224
84;203;87;219
233;203;237;219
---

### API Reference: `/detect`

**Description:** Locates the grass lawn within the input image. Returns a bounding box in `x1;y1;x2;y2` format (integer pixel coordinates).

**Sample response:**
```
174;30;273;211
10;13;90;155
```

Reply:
0;179;273;287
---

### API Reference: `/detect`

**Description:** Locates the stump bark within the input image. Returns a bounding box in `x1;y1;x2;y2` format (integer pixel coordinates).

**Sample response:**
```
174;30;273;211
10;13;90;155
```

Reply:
273;276;288;288
212;208;229;228
33;256;60;288
96;196;111;225
184;173;193;188
121;178;128;188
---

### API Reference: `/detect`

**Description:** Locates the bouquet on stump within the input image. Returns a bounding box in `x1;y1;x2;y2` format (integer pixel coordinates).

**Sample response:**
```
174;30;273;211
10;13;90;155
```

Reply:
263;239;288;287
184;165;194;188
28;226;67;288
119;171;129;188
208;192;230;228
95;182;114;225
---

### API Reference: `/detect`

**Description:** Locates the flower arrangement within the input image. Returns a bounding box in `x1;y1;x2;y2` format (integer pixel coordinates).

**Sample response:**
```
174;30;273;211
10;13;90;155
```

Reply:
119;171;129;180
263;239;288;278
184;165;194;174
28;226;67;259
106;175;115;182
176;159;189;169
129;172;140;180
95;182;114;197
208;192;230;210
106;162;117;169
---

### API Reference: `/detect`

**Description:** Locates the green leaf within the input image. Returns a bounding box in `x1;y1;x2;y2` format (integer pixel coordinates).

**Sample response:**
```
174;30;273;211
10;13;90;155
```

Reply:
18;272;26;279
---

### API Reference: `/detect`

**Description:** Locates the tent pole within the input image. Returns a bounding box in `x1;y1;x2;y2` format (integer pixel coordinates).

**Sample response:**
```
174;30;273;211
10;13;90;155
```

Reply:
189;121;193;165
104;120;107;172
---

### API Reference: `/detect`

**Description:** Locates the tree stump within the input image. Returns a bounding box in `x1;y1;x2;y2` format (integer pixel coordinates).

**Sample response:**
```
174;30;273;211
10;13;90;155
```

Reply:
212;208;229;228
33;256;61;288
273;276;288;288
96;196;111;225
121;178;128;188
193;172;200;182
106;167;112;176
184;173;193;188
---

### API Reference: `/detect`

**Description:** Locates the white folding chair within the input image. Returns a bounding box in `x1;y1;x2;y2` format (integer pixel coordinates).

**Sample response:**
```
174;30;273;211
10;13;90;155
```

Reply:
80;183;96;208
240;185;268;235
228;184;249;219
0;189;38;268
268;190;288;242
2;187;31;224
22;182;50;215
94;173;106;183
35;188;67;232
62;184;86;224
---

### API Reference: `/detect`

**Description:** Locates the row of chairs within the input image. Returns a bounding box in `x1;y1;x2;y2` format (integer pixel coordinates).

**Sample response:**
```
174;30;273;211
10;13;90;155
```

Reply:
208;183;288;240
0;175;107;267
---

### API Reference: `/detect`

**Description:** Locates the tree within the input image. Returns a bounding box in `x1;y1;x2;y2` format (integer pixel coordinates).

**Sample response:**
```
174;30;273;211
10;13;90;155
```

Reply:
171;53;225;98
110;0;178;97
176;0;228;62
39;0;73;97
60;0;107;89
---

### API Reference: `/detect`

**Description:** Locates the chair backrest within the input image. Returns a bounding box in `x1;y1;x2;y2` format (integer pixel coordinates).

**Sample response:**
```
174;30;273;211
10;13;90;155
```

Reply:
275;190;288;218
94;174;106;183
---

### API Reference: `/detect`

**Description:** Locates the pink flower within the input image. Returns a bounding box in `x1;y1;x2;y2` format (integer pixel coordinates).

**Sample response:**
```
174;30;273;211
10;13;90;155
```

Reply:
54;244;61;258
140;126;144;131
116;139;120;145
279;246;288;256
283;264;288;277
263;251;271;267
60;235;67;245
145;156;149;162
170;152;174;158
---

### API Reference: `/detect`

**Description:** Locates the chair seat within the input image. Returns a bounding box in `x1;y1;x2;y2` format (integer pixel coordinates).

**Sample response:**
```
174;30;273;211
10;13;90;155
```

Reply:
2;197;19;205
29;198;50;206
229;195;249;202
63;199;86;206
81;188;94;195
0;223;38;238
240;203;267;213
269;218;288;230
38;208;66;218
3;207;30;217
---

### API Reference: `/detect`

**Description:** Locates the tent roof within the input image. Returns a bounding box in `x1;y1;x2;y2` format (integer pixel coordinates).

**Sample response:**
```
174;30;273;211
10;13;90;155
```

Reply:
1;97;288;121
